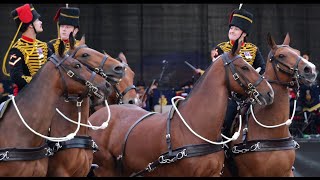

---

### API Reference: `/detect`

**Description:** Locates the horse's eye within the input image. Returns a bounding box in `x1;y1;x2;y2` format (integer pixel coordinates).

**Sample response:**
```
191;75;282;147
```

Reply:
75;64;82;68
278;54;285;58
241;66;249;71
82;53;89;58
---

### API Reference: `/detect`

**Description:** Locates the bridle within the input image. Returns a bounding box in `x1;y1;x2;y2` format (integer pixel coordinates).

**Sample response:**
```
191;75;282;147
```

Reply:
48;54;103;102
267;45;302;89
221;53;265;105
66;44;114;82
112;63;137;104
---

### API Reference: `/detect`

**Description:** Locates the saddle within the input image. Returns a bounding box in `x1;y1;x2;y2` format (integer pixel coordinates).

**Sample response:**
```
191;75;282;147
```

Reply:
0;95;12;119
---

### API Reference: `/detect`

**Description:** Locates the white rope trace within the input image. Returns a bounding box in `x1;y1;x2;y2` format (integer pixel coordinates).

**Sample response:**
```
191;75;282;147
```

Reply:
250;100;296;128
56;99;111;130
10;95;79;142
171;96;242;145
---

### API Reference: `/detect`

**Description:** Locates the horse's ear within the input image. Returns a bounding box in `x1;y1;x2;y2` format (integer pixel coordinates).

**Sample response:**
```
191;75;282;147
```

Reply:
58;39;65;57
69;33;75;50
267;33;277;50
79;34;85;45
283;32;290;45
118;52;127;64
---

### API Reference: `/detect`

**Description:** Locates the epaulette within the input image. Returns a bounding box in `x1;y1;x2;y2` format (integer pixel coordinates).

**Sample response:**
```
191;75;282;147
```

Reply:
216;41;232;53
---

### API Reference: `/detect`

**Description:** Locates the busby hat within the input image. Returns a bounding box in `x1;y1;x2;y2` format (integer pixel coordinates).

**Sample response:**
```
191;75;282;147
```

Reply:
54;7;80;28
229;8;253;35
11;4;41;31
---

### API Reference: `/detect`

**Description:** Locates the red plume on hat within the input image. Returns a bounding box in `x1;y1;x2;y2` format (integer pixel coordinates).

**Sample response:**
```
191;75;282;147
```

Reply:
228;9;236;24
54;8;62;22
16;4;33;23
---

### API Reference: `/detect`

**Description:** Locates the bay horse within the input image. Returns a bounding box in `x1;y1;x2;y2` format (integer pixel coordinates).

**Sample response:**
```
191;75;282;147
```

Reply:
46;35;126;177
222;33;317;177
108;52;138;105
90;51;139;113
88;37;274;176
0;45;111;176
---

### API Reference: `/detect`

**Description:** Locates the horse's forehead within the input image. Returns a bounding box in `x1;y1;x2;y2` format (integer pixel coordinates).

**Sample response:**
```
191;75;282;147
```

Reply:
277;46;300;56
77;47;103;56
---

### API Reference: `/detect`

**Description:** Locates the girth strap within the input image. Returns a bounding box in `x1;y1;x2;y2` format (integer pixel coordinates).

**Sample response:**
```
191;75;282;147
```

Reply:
231;136;299;156
0;143;52;161
130;101;223;177
130;143;223;177
117;112;157;175
47;136;99;154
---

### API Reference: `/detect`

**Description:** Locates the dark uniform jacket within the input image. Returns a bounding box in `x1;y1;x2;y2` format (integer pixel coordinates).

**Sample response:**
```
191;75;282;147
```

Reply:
48;38;80;55
216;40;266;75
8;35;52;94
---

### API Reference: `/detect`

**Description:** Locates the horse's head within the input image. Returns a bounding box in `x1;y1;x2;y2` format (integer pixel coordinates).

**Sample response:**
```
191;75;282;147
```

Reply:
220;36;274;106
267;33;317;86
111;52;139;105
67;34;126;84
54;40;112;100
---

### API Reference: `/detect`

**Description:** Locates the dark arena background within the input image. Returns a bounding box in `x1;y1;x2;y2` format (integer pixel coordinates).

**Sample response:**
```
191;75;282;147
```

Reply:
0;3;320;177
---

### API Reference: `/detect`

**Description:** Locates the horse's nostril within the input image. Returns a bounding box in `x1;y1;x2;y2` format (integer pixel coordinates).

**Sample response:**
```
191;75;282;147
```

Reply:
114;65;125;74
304;66;311;74
128;100;134;104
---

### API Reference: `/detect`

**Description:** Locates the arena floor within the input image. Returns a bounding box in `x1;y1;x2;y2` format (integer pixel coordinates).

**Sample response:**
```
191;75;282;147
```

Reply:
293;137;320;177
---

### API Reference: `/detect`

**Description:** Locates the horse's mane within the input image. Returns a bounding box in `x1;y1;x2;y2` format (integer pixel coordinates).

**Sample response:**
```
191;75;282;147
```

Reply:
184;62;214;100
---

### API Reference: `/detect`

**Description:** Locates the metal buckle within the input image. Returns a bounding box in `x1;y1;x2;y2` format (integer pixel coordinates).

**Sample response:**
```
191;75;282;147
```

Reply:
67;70;75;77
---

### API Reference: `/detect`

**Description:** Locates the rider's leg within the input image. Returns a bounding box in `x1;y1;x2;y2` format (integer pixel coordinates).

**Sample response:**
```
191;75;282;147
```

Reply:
222;99;238;137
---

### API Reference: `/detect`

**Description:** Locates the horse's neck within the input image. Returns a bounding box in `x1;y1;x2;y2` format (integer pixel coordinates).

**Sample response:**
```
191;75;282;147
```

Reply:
249;80;291;139
3;69;60;146
49;97;90;136
107;92;118;105
176;64;228;139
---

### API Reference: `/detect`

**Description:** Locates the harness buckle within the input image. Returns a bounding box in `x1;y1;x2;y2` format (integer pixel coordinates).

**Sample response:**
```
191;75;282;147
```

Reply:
233;73;239;80
146;163;155;172
0;151;9;161
67;70;75;77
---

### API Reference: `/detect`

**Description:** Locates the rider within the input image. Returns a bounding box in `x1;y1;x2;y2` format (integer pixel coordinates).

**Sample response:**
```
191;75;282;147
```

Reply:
221;7;266;137
197;7;266;137
2;4;52;95
48;6;81;54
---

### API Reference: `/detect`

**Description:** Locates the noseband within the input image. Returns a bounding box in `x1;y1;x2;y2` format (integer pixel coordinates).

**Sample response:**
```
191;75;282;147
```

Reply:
48;54;103;101
221;53;264;105
67;45;111;81
113;84;137;104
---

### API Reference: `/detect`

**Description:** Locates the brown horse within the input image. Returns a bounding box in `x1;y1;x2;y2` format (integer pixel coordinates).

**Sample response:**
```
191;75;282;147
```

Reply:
107;52;138;105
46;36;126;177
0;48;111;176
88;37;274;177
90;51;139;111
222;33;317;177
